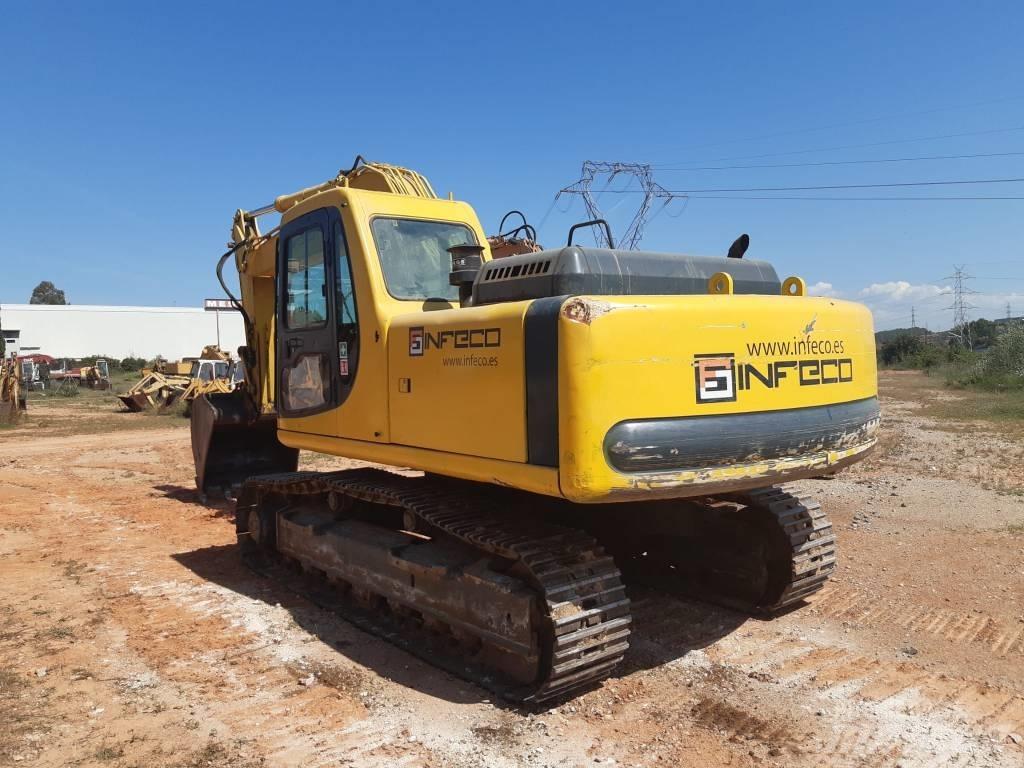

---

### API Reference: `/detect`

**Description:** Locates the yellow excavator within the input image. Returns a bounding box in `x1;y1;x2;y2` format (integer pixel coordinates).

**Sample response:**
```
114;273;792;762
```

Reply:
191;157;879;703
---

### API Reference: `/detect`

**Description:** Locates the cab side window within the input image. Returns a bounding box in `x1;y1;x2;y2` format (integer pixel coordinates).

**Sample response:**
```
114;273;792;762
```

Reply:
335;222;357;325
334;221;359;385
281;225;330;412
285;228;327;329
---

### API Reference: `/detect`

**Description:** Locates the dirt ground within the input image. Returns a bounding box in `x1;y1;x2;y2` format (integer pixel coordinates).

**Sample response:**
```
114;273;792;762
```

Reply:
2;372;1023;768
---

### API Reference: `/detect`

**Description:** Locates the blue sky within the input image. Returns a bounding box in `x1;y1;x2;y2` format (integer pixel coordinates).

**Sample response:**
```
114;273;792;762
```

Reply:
1;1;1022;330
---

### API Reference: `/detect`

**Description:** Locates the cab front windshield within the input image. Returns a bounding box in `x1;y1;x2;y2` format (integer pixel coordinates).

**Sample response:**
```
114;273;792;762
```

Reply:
189;360;229;382
371;217;477;302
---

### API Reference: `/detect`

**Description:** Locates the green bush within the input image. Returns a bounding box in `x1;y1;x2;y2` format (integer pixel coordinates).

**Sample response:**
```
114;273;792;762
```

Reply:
985;326;1024;376
907;343;945;370
878;333;949;369
56;378;80;397
879;333;923;366
79;354;113;367
119;356;147;372
947;326;1024;390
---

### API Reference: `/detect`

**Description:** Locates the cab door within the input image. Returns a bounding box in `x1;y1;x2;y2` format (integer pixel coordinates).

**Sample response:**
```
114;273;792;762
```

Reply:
277;207;342;432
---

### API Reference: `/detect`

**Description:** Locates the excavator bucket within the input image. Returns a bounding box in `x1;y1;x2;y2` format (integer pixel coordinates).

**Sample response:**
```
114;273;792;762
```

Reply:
190;390;298;498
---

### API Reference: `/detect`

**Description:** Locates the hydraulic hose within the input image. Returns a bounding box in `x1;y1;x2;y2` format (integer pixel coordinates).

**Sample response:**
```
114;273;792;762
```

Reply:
216;241;254;339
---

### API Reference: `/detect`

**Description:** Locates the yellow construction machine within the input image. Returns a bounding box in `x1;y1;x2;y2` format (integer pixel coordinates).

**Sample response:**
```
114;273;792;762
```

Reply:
191;157;879;702
119;346;237;412
1;353;26;421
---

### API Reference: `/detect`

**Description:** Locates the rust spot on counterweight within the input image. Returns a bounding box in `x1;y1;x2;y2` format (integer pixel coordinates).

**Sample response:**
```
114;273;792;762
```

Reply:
563;298;613;325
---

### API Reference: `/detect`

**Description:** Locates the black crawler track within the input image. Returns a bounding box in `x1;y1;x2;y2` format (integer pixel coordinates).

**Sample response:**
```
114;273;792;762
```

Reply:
739;486;837;613
573;485;837;616
235;471;834;702
236;469;631;704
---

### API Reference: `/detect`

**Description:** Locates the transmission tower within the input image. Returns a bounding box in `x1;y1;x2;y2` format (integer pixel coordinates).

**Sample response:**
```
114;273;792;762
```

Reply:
1008;302;1013;321
557;161;688;249
944;265;975;348
911;306;916;330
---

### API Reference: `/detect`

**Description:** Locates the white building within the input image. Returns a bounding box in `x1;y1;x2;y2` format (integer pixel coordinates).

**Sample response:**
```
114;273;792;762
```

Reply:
0;303;246;361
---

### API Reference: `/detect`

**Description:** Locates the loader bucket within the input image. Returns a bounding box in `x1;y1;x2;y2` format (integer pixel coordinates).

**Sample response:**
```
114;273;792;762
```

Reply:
190;390;298;498
118;392;150;412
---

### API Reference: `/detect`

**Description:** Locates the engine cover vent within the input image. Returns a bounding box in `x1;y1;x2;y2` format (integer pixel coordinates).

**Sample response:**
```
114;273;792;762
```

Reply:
482;260;553;282
472;246;781;305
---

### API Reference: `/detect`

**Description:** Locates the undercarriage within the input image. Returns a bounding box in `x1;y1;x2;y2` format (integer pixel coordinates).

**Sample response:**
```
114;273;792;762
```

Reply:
236;468;835;703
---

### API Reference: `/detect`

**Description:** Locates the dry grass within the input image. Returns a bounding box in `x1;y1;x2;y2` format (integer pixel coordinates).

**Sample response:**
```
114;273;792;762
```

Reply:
880;371;1024;437
0;666;39;764
0;667;23;695
470;719;523;747
59;559;88;582
1;385;189;440
167;741;265;768
308;662;370;694
285;660;376;700
94;744;125;761
39;623;75;641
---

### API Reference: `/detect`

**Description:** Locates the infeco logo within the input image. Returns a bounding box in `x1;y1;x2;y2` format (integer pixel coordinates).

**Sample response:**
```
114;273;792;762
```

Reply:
409;326;501;357
409;327;425;356
694;351;855;403
694;354;737;404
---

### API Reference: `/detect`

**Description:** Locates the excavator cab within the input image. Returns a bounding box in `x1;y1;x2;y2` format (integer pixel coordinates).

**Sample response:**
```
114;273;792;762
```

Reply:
191;160;489;497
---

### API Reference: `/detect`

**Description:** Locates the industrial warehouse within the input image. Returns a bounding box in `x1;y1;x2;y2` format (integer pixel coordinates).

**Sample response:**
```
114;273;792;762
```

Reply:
0;302;243;361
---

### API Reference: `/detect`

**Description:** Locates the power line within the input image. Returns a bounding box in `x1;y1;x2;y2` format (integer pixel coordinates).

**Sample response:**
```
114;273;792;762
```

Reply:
688;195;1024;201
653;150;1024;172
654;95;1024;156
914;292;954;305
651;125;1024;166
596;176;1024;194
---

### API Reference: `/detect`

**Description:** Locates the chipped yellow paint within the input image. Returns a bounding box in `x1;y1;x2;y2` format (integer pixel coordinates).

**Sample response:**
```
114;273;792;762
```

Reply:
558;294;878;502
608;439;876;502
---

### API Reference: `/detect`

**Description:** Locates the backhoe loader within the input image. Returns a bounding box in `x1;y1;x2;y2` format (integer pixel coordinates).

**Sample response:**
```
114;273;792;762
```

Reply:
191;158;879;702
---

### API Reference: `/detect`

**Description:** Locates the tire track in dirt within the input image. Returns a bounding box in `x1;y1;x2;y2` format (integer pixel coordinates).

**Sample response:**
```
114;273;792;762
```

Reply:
86;561;382;767
624;588;1024;766
0;453;373;767
747;635;1024;760
811;585;1024;658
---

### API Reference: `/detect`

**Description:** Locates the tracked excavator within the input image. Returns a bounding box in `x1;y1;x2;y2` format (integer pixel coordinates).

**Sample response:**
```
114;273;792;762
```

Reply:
190;158;879;703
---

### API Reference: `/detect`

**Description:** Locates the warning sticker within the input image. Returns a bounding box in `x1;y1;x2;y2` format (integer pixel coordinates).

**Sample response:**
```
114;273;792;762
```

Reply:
339;341;349;376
